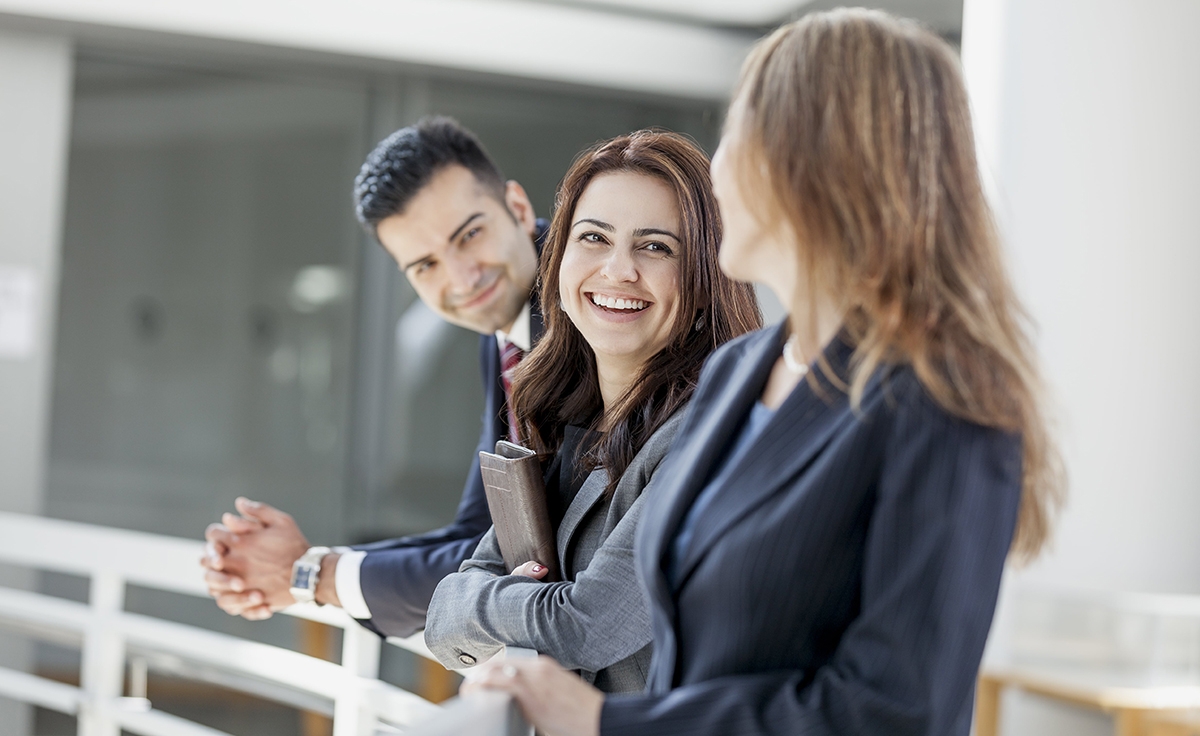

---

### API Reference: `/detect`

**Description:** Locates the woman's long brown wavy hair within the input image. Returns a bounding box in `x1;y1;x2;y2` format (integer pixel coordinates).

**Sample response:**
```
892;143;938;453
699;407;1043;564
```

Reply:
732;10;1064;561
512;130;762;494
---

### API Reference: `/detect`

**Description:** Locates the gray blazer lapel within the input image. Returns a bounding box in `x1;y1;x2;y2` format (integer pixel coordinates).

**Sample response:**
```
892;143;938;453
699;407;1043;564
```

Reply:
556;468;607;570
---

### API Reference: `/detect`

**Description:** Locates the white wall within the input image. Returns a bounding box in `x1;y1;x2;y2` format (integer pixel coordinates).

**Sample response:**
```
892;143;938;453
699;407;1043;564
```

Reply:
0;0;753;100
0;27;73;736
963;0;1200;733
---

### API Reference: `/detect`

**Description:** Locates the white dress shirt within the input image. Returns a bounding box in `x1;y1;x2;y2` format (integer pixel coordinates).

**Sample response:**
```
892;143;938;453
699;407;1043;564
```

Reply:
496;301;532;352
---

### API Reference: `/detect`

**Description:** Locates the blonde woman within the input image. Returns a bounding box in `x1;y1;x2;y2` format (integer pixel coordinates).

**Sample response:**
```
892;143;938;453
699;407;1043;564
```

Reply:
466;9;1064;736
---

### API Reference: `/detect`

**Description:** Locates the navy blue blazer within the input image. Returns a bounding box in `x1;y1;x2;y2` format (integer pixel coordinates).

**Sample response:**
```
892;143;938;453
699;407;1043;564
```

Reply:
353;221;546;638
602;322;1022;735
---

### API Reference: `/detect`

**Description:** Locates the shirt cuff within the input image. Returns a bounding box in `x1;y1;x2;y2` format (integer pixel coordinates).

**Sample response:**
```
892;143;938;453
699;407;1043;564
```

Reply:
331;548;372;620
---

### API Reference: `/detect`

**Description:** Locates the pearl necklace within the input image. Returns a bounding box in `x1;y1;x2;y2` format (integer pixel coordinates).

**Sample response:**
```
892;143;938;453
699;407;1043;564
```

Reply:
783;334;810;375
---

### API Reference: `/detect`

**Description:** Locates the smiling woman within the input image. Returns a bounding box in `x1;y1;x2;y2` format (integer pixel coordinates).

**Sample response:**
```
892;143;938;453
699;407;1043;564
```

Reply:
422;129;761;693
518;130;762;491
560;171;684;410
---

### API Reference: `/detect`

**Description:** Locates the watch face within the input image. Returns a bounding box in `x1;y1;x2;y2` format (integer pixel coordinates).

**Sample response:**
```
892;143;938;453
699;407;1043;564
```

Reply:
294;565;316;590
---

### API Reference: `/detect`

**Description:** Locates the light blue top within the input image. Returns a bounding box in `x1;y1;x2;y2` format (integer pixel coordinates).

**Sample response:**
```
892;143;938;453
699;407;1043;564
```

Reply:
666;401;776;587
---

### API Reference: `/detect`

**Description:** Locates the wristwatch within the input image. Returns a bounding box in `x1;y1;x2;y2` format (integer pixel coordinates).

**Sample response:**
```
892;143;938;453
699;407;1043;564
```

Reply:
289;546;331;605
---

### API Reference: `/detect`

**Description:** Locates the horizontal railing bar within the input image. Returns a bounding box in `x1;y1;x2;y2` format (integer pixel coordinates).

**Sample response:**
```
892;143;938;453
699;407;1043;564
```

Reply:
283;601;368;629
0;592;337;716
0;584;432;724
116;609;355;697
0;666;82;714
0;586;91;633
0;607;85;649
0;512;208;598
360;678;444;727
386;633;439;662
1017;585;1200;617
117;610;439;725
115;705;235;736
0;512;447;731
0;512;374;634
128;647;336;717
402;691;526;736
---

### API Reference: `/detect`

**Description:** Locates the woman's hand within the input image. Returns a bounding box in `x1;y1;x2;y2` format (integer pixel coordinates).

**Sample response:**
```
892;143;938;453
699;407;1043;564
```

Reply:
510;560;550;579
462;656;603;736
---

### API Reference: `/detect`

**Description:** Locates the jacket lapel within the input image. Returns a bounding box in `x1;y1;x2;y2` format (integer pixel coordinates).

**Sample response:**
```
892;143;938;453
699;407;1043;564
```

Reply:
639;325;786;609
671;335;860;588
555;468;607;569
481;334;507;446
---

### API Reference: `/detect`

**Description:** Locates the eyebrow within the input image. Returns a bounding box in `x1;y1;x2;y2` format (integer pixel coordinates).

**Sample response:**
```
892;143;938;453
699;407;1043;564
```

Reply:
449;212;485;243
400;211;485;273
633;227;681;241
573;218;614;232
573;219;681;242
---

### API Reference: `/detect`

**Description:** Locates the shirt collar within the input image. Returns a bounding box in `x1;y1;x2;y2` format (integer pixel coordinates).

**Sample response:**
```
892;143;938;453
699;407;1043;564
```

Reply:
496;301;532;352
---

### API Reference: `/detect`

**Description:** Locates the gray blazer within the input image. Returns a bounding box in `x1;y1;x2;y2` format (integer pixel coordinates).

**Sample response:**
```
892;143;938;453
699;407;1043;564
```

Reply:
424;409;686;693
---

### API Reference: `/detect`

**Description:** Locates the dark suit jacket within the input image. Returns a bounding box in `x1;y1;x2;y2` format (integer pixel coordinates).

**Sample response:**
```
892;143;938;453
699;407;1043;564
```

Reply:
353;220;546;638
602;322;1022;736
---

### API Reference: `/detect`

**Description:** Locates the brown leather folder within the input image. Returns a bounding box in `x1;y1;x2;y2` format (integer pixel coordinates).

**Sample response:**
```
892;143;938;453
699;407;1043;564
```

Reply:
478;441;561;582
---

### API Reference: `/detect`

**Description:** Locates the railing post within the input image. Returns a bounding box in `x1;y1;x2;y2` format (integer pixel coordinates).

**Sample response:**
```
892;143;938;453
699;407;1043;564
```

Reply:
502;648;535;736
333;624;381;736
78;570;125;736
341;623;381;678
332;693;373;736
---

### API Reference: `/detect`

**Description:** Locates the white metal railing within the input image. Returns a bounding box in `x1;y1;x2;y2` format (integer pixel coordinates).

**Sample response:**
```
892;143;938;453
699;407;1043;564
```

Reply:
1005;585;1200;682
0;511;507;736
402;691;528;736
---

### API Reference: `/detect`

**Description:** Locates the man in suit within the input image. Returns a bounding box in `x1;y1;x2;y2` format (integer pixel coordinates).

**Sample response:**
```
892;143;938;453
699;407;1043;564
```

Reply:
201;117;546;638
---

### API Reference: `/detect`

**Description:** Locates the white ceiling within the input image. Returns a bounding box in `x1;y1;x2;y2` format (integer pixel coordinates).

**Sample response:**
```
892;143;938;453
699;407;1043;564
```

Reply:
0;0;962;101
0;0;759;99
557;0;816;26
554;0;962;32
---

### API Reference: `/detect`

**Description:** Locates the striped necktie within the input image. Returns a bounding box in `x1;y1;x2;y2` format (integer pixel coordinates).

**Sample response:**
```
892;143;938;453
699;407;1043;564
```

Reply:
499;340;524;443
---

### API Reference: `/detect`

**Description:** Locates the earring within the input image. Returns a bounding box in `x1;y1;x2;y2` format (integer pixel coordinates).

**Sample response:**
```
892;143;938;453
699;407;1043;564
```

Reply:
693;312;706;332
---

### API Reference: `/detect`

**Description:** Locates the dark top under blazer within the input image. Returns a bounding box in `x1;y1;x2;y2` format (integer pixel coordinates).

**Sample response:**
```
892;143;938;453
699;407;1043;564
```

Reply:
353;221;547;638
602;322;1022;736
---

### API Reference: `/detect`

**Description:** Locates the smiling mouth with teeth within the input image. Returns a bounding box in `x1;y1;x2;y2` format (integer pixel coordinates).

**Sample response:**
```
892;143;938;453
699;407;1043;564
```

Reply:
589;293;650;312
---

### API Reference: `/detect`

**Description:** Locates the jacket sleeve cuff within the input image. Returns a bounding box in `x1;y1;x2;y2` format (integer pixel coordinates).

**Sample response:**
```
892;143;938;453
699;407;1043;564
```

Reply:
332;548;372;620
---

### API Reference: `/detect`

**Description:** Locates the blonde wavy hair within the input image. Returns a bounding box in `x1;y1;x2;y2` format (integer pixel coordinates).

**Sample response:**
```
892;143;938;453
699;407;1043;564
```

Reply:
732;9;1064;561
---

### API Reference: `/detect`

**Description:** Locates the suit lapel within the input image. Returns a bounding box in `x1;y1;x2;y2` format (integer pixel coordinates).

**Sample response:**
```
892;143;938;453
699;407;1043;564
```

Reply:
672;336;860;587
481;334;507;446
556;468;606;569
639;325;786;609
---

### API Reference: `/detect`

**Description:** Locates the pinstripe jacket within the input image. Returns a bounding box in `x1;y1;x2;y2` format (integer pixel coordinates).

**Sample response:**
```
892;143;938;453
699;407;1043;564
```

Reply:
602;322;1022;735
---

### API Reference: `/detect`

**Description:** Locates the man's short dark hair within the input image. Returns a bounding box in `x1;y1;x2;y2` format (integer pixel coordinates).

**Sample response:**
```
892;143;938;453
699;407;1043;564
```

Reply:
353;116;507;234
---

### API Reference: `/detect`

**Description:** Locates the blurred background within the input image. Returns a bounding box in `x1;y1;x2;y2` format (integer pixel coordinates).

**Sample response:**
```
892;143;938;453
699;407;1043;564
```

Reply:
0;1;1196;735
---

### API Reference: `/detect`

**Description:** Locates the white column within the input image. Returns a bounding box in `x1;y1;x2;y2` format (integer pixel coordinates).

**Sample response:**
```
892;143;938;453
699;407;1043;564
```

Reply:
0;27;73;735
964;0;1200;733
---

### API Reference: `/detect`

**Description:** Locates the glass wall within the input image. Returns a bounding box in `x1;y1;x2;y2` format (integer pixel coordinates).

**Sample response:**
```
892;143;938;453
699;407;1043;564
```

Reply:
37;47;719;733
35;47;718;717
352;79;720;541
47;53;720;551
47;55;368;547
